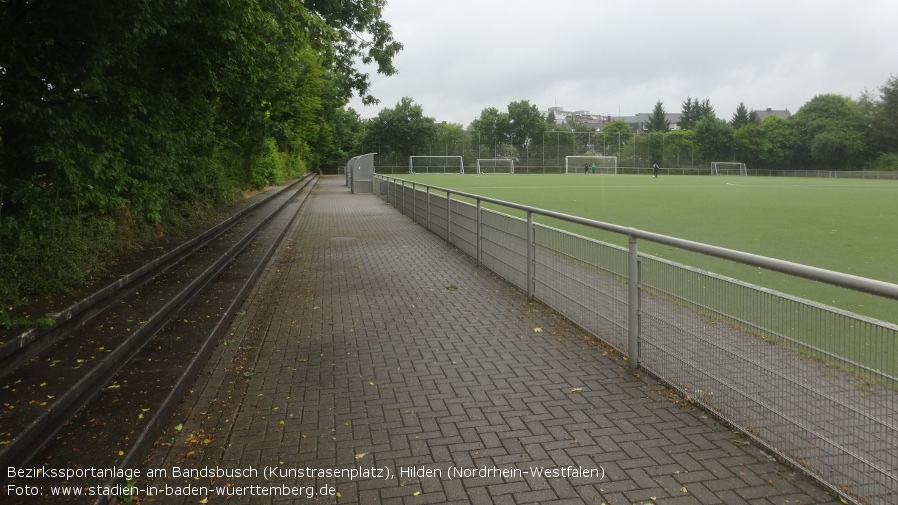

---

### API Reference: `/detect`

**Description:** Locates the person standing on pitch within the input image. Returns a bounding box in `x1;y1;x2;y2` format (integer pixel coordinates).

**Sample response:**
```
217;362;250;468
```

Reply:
652;163;659;178
591;163;596;174
584;163;589;174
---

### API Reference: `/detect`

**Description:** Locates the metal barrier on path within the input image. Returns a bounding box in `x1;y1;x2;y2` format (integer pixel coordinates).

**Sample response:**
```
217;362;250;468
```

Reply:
373;174;898;505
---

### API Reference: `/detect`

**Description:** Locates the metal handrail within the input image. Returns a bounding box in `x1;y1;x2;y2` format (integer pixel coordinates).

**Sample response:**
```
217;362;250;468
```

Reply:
375;174;898;302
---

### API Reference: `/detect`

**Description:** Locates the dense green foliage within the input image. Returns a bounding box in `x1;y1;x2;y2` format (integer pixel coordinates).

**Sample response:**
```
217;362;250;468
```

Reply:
730;102;751;129
361;97;436;158
360;74;898;175
467;100;545;160
678;97;714;130
0;0;400;317
645;101;670;133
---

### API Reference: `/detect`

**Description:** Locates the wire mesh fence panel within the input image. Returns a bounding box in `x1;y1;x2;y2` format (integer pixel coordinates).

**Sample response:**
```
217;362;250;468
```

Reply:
411;187;427;228
404;186;417;218
428;192;448;240
397;184;413;217
480;209;528;292
373;175;898;504
533;225;630;352
637;254;898;504
449;199;477;259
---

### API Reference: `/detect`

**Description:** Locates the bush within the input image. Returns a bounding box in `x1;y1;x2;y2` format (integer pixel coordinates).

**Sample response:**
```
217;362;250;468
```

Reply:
871;152;898;171
249;138;307;189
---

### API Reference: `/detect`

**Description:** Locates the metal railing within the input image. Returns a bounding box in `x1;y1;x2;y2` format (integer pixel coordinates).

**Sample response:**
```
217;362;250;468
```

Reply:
364;165;898;180
374;174;898;505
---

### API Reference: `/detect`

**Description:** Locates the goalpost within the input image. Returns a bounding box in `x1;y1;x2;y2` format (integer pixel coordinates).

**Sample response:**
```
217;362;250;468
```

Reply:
565;156;618;174
409;156;464;174
711;162;747;176
476;158;515;174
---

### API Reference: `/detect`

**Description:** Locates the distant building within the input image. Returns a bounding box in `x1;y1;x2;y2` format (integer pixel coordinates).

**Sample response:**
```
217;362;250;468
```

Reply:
545;106;691;133
542;106;611;130
609;112;683;134
751;107;791;123
545;106;791;133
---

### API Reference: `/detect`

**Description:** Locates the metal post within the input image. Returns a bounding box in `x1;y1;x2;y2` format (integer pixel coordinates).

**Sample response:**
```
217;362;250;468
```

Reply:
391;177;396;206
412;183;416;224
627;234;640;368
527;211;535;300
446;191;452;243
476;199;483;267
426;187;431;231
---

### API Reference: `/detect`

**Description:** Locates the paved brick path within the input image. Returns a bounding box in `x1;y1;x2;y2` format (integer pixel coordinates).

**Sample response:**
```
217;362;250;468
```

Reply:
141;176;838;504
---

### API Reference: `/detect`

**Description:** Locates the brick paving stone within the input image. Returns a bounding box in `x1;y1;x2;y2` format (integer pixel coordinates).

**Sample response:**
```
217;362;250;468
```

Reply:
139;176;842;504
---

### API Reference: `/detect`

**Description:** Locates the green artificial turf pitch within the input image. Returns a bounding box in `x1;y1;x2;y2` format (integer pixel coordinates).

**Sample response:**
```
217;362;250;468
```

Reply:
395;173;898;325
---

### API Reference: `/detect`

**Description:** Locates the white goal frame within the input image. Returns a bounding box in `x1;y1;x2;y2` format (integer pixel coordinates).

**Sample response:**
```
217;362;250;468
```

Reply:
711;162;747;176
476;158;515;174
409;156;464;174
565;156;618;174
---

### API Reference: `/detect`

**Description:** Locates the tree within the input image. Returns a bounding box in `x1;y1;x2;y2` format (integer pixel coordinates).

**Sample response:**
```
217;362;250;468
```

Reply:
697;99;715;122
434;122;467;155
546;110;557;124
646;101;670;133
734;118;797;168
679;97;699;130
734;123;764;166
0;0;403;309
469;107;510;156
790;94;867;169
664;129;696;167
731;102;751;129
599;120;633;158
312;103;363;168
692;115;735;162
506;100;546;151
300;0;403;105
678;97;710;130
680;97;716;130
871;75;898;153
363;97;436;157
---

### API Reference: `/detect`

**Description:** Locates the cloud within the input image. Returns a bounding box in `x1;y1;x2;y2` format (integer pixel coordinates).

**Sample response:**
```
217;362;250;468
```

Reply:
349;0;898;125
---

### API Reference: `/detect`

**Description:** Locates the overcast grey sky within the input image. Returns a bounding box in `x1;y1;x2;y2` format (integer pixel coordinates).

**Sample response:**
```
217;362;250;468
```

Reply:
346;0;898;126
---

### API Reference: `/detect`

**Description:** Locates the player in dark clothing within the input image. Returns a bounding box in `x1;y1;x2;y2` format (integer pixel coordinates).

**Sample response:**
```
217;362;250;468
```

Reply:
652;163;659;178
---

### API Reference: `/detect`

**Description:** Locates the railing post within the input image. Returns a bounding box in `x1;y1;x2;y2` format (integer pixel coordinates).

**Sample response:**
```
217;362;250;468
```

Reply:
446;191;452;243
527;211;535;300
476;199;483;267
412;183;416;224
628;234;640;368
426;187;431;231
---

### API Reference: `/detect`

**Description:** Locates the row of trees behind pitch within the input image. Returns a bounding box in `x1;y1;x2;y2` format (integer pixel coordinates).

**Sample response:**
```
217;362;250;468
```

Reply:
354;78;898;173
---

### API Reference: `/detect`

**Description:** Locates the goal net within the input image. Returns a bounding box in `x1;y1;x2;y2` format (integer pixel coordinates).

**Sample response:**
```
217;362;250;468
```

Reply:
711;162;747;176
409;156;464;174
565;156;618;174
476;158;515;174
